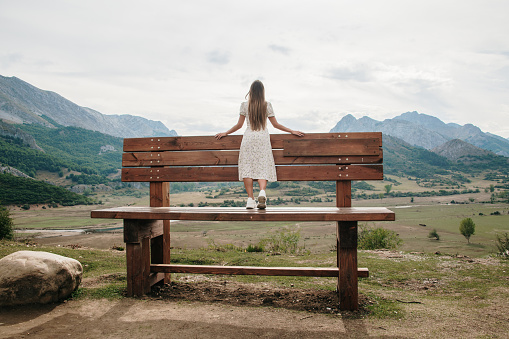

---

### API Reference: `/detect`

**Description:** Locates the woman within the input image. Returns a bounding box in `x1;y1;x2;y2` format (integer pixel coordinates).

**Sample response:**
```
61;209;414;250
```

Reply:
215;80;304;209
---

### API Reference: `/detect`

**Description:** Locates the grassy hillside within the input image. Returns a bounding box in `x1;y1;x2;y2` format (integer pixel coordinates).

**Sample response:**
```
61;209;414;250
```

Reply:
16;123;123;176
0;173;96;206
0;135;71;177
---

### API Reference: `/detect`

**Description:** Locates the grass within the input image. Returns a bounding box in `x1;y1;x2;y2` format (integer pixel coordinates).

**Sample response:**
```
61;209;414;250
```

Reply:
1;238;508;321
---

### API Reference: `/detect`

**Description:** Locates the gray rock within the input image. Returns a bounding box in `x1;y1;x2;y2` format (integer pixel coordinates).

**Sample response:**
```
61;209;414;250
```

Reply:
0;251;82;306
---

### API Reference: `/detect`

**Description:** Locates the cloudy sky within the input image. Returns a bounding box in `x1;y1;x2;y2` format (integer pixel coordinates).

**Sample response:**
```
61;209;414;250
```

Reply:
1;0;508;138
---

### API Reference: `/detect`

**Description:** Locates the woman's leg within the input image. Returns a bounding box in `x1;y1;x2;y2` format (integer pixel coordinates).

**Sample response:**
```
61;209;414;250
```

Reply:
258;179;267;191
243;178;254;199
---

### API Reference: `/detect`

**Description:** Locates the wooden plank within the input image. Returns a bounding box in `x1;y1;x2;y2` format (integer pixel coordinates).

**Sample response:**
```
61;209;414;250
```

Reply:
338;221;359;311
123;132;383;152
283;139;380;157
150;264;369;278
121;164;383;182
122;150;383;167
92;206;395;222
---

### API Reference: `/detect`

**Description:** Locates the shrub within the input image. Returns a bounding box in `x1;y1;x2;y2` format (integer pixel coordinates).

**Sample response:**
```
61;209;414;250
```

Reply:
246;244;264;252
259;229;303;254
428;229;440;241
0;206;14;240
459;218;476;244
495;233;509;258
358;225;402;250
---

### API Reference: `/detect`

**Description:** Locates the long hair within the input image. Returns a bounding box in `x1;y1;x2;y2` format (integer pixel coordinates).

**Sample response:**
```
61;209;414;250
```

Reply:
245;80;267;131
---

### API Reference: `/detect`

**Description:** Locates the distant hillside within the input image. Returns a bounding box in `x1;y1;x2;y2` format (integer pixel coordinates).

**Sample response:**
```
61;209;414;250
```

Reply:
432;139;493;162
432;139;509;171
330;111;509;156
0;75;177;138
0;173;95;206
0;119;42;151
382;135;451;178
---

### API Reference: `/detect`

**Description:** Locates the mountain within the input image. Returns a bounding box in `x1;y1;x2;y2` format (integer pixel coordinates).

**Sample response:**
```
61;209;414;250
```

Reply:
0;119;43;151
0;75;177;138
330;111;509;156
431;139;494;162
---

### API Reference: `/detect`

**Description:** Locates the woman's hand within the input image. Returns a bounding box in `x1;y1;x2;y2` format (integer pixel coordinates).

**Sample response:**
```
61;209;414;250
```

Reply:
215;132;227;140
291;130;305;137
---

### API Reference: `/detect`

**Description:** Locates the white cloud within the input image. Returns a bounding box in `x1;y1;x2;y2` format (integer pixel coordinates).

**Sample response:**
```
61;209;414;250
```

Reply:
0;0;508;137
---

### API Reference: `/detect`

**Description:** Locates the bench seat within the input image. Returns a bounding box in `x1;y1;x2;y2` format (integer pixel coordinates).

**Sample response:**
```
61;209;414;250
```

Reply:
91;206;395;222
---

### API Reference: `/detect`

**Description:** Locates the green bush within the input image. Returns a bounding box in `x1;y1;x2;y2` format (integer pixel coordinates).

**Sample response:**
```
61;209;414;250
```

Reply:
358;225;402;250
0;206;14;240
428;229;440;241
246;244;264;252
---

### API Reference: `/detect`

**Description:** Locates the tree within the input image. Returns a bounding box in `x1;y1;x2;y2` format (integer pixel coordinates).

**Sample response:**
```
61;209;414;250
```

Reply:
0;205;14;240
459;218;475;244
384;184;393;194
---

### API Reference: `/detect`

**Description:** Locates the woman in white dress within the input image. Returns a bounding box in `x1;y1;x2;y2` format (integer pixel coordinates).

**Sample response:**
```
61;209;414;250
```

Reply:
215;80;304;209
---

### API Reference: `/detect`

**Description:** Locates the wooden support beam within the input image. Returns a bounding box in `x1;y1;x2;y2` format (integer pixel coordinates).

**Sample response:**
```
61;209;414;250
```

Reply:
150;182;171;284
150;264;369;278
337;221;359;311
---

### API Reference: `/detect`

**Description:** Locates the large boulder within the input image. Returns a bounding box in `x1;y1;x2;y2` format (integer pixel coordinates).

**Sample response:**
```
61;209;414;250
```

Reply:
0;251;83;306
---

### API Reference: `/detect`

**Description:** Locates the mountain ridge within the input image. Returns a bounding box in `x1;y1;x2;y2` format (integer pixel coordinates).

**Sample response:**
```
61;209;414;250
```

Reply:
0;75;177;138
330;111;509;156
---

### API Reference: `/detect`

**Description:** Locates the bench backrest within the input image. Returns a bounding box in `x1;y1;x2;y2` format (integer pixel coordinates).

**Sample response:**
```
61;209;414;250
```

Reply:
122;132;383;208
122;132;383;183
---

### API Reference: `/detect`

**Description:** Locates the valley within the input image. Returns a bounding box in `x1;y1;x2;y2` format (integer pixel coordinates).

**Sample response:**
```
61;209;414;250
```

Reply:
10;173;509;259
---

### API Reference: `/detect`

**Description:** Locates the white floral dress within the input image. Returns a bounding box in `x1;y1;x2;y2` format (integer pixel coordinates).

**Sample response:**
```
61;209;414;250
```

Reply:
238;101;277;181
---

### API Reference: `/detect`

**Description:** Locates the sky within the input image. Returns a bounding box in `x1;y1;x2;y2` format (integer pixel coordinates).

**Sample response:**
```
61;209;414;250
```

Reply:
1;0;508;138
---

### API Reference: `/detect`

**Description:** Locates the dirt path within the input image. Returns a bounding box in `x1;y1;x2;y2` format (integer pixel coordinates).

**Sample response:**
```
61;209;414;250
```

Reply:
1;298;383;339
1;281;508;339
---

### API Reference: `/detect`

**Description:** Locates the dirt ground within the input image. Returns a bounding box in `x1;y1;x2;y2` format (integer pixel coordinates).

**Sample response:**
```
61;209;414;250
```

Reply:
2;278;508;339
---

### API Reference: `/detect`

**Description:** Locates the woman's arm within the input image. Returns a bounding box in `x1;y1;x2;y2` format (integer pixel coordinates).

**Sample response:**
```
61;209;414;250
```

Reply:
268;117;305;137
215;115;246;139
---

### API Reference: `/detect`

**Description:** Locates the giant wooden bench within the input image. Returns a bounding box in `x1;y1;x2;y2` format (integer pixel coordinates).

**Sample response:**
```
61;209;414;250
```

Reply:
91;132;394;311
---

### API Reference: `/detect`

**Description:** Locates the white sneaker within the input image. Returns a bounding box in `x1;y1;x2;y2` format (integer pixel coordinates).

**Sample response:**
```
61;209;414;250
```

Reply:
246;198;256;209
257;190;267;209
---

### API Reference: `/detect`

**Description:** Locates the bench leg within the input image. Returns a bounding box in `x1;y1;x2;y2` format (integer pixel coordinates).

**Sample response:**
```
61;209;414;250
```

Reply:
337;221;358;311
126;237;151;296
124;219;163;297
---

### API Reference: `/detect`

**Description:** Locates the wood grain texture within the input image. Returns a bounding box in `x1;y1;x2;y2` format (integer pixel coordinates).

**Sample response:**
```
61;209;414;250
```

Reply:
121;164;383;182
123;132;383;152
150;264;369;278
123;219;163;243
92;206;395;222
149;182;171;283
336;181;352;208
338;221;359;311
122;150;383;167
283;138;380;157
